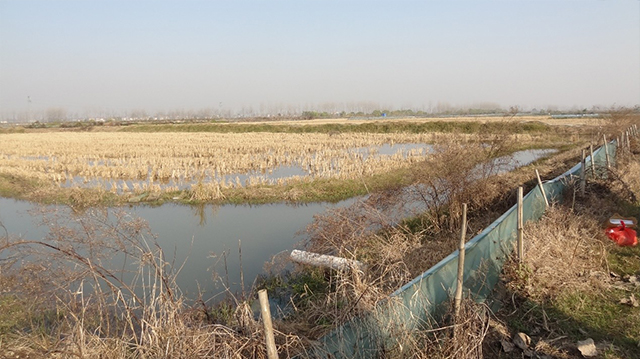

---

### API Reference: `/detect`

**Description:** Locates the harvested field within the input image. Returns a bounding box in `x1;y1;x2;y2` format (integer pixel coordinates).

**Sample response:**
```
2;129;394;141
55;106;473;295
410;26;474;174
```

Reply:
0;132;433;197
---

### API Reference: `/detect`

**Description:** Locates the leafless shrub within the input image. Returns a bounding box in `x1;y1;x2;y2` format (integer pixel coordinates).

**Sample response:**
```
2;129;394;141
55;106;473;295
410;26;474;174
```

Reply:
300;202;423;334
0;207;308;358
602;108;640;137
405;135;514;233
293;134;514;346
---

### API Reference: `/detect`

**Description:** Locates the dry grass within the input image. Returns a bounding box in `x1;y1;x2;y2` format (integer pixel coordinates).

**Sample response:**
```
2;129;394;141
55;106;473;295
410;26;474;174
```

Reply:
0;209;310;358
281;117;639;357
373;296;492;359
0;125;586;205
0;113;636;358
0;132;434;197
503;205;609;302
277;134;519;348
492;128;640;358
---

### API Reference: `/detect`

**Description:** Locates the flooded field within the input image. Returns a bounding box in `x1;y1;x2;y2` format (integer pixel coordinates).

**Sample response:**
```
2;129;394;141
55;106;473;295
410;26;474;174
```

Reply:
0;148;555;301
0;132;433;198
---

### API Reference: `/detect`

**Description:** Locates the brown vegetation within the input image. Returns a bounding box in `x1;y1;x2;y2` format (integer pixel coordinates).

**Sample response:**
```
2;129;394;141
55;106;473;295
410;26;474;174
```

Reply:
0;111;637;358
487;126;640;358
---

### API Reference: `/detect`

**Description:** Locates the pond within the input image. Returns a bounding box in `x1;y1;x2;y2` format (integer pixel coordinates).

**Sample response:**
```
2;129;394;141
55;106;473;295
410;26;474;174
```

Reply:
0;148;556;302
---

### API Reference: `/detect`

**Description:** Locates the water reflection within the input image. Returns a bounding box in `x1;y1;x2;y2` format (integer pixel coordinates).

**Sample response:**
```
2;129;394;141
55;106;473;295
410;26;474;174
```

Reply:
58;143;432;193
0;197;349;300
0;148;556;301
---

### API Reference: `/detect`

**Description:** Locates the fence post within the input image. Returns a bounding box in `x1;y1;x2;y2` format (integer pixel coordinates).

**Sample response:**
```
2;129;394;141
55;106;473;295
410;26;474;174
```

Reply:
603;134;611;169
517;187;524;263
580;149;586;196
589;144;596;177
258;289;278;359
626;131;631;151
535;169;549;208
454;203;468;318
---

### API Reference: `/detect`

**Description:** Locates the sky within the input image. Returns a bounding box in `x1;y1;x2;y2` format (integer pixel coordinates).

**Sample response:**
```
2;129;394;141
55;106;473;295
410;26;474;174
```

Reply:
1;0;639;119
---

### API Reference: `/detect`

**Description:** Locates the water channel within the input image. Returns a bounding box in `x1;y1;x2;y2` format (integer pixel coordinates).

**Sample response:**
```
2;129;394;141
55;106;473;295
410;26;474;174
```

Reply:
0;148;556;301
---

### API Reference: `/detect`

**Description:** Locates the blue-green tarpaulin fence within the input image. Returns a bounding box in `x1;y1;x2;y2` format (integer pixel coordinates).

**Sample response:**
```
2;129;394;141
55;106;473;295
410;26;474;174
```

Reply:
312;141;617;358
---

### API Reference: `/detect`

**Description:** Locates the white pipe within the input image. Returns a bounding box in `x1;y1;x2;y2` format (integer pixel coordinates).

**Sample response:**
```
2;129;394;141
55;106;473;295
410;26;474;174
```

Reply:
290;249;365;271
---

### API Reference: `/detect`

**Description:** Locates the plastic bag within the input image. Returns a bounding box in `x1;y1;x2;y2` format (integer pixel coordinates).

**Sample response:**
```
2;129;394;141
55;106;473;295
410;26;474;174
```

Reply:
606;221;638;247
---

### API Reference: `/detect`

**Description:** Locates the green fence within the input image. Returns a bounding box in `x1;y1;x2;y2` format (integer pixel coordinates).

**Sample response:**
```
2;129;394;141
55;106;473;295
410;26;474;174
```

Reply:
312;141;617;358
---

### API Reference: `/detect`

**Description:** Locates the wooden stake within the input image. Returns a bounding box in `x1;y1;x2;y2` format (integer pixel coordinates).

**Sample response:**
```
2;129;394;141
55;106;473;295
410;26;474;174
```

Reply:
626;131;631;151
580;149;586;196
258;290;278;359
589;144;596;177
603;134;611;169
517;187;524;263
536;169;549;208
454;203;468;318
535;169;549;208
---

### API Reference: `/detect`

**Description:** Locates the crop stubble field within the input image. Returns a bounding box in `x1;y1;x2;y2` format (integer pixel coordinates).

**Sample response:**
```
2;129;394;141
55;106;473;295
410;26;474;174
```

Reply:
2;114;636;358
0;115;599;205
0;131;435;199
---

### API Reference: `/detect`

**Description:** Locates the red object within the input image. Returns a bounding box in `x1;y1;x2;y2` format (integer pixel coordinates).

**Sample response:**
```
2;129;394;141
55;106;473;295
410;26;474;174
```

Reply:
606;222;638;247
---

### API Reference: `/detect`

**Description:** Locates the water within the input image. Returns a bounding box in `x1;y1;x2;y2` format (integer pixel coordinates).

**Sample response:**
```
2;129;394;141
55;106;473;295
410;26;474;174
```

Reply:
0;148;555;301
0;197;355;300
54;143;432;192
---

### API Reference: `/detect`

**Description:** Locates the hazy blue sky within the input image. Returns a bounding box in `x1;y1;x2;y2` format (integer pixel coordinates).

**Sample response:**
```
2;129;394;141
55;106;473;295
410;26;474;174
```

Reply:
1;0;639;118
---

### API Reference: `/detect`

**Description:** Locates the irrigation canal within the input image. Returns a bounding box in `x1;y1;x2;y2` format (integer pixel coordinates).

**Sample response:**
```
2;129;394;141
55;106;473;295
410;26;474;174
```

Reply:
0;148;555;301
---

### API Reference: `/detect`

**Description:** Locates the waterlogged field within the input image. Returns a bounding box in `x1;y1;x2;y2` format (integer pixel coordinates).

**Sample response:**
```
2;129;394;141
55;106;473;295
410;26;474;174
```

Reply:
0;132;432;201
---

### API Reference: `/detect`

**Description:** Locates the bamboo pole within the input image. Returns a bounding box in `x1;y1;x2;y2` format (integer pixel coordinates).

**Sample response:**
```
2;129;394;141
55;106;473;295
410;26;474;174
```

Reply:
258;289;278;359
454;203;468;317
603;134;611;169
580;149;586;196
589;144;596;177
535;169;549;208
517;187;524;263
